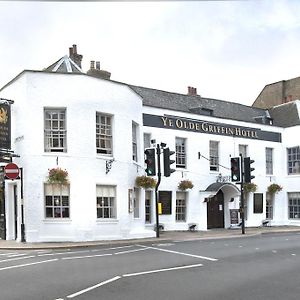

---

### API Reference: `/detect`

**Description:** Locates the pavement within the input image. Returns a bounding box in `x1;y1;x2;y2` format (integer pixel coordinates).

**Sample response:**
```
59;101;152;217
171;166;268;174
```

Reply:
1;226;300;250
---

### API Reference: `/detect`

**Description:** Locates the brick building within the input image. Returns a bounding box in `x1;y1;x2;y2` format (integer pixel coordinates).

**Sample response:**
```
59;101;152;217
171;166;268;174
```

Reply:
253;76;300;109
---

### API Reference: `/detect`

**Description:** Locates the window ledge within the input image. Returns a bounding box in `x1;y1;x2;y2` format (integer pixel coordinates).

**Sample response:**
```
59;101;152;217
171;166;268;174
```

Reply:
96;219;119;224
43;219;72;224
96;154;114;160
43;153;70;157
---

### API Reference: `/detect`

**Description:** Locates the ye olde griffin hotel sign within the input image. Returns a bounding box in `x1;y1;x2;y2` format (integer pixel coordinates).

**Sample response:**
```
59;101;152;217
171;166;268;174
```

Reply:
143;114;281;143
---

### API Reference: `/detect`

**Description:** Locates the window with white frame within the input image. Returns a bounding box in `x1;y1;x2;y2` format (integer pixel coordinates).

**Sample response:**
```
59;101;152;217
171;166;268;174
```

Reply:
45;184;70;218
132;123;138;162
288;192;300;219
44;108;67;152
266;192;273;220
238;144;248;158
266;148;273;175
287;147;300;175
176;192;186;222
96;185;116;219
96;113;112;155
145;191;152;223
133;188;140;218
176;137;186;168
209;141;219;171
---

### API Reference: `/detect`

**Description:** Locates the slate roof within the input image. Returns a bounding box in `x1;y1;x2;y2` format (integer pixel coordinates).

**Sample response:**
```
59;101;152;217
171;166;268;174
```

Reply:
269;100;300;128
129;85;269;125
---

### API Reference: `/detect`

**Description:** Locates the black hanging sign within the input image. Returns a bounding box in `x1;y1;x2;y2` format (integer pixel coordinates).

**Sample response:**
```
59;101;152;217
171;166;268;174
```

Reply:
0;103;11;150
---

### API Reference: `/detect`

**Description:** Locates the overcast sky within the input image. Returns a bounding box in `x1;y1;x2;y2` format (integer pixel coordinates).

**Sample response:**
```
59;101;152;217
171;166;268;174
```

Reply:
1;0;300;105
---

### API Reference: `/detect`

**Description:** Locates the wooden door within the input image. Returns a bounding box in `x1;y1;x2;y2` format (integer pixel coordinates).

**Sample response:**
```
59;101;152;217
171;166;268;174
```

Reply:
207;190;224;229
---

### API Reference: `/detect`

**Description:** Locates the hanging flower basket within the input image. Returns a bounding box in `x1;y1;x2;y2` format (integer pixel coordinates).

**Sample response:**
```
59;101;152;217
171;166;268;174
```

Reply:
267;183;283;194
135;176;157;189
243;182;257;193
47;168;69;185
178;180;194;191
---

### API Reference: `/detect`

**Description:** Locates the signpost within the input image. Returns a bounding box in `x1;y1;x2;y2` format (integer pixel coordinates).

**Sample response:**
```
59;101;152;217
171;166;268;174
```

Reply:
4;163;20;180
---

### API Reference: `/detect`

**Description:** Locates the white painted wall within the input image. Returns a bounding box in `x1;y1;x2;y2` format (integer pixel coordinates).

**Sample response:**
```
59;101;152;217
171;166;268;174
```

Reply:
0;71;299;242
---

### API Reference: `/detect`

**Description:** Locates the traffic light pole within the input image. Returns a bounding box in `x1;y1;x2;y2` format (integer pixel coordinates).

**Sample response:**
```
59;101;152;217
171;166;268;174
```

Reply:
155;143;161;238
240;154;245;235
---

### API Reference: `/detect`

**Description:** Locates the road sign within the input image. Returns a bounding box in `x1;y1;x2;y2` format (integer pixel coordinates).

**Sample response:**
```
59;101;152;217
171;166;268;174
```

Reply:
4;163;19;180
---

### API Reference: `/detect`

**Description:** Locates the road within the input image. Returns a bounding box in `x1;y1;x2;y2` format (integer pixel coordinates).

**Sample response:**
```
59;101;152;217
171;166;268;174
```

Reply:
0;232;299;300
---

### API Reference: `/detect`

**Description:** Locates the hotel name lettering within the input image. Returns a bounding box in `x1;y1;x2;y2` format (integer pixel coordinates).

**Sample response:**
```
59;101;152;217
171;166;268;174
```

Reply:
143;114;281;143
162;117;259;139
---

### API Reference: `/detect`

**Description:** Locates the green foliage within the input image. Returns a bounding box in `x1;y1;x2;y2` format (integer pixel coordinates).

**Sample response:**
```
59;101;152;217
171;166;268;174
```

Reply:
267;183;283;194
178;180;194;191
243;182;257;193
47;168;69;185
135;176;157;189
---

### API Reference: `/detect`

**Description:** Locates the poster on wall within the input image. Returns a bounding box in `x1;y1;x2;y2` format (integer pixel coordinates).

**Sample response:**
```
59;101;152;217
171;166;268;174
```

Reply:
0;103;11;150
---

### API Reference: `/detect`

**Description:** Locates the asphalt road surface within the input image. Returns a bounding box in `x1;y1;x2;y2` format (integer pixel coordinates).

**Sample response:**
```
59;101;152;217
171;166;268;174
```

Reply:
0;232;299;300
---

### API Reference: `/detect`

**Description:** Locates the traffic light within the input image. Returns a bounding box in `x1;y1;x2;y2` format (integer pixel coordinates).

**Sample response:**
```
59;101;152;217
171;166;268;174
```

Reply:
244;157;255;183
163;147;175;177
144;148;156;176
230;157;241;182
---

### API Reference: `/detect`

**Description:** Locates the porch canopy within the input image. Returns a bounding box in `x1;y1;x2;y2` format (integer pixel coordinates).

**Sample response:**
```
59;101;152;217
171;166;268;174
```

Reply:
202;182;240;200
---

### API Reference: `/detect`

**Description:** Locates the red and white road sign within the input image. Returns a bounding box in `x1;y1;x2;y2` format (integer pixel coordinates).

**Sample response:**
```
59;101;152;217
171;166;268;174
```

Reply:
4;163;20;180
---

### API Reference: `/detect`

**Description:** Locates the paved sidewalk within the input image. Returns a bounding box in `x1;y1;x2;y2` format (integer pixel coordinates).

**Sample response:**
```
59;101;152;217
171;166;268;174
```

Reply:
0;226;300;250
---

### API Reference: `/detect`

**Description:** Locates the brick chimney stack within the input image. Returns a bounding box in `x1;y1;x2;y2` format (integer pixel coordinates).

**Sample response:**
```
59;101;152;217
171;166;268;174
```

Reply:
187;86;197;96
69;44;83;68
87;60;111;80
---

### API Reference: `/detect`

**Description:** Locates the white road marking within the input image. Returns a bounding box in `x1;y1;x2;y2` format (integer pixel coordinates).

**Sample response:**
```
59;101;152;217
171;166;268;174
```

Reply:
66;276;121;298
122;263;203;277
0;258;58;271
152;243;175;247
90;245;134;252
114;247;150;255
64;263;204;298
137;244;218;261
0;252;17;256
7;253;28;258
38;250;91;257
291;253;296;256
0;255;35;263
62;253;112;260
272;250;277;253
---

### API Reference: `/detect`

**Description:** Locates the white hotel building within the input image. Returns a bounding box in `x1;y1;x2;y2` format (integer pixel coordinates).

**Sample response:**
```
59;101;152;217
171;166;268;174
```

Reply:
0;45;299;243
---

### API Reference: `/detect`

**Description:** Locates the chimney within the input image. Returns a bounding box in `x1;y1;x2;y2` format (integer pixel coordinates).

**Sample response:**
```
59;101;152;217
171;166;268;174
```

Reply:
187;86;197;96
90;60;95;70
69;44;83;68
87;59;111;80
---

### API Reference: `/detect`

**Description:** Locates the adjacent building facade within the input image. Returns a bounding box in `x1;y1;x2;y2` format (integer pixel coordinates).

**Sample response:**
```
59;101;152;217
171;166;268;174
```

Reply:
0;45;299;242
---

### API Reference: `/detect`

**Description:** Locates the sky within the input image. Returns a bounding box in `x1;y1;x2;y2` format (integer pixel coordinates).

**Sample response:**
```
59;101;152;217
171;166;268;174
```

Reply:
1;0;300;106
